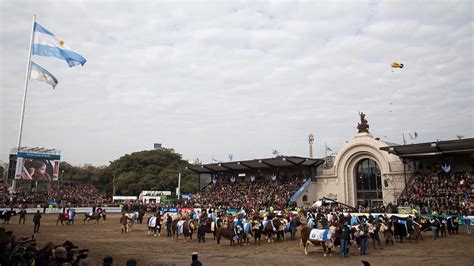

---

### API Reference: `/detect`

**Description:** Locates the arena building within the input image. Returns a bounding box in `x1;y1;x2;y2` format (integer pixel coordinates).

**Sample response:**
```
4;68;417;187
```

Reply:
189;115;473;210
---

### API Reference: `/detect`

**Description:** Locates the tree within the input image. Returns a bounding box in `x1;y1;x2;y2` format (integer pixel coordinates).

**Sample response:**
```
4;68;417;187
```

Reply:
59;149;199;197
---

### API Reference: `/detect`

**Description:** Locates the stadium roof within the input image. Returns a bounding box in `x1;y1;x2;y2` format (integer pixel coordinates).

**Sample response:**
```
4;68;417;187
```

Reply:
380;138;474;158
186;156;324;174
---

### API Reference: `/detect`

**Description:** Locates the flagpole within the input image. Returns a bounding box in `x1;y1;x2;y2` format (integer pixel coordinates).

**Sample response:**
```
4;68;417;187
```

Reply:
324;142;327;158
17;14;36;150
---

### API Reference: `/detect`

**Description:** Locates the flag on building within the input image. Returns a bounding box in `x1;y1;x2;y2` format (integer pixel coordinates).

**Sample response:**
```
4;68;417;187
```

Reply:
408;132;418;140
325;145;332;152
32;22;86;67
29;61;58;89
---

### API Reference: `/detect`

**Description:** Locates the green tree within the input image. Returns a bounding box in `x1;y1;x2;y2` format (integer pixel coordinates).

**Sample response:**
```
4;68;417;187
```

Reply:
59;149;199;197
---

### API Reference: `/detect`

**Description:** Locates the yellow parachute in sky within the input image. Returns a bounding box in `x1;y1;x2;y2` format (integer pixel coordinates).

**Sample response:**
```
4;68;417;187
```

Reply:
391;61;404;68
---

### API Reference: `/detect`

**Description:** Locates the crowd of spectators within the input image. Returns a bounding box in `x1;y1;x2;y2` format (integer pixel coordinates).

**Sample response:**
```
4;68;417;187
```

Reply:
0;227;101;266
189;175;307;210
0;182;112;208
398;169;472;215
0;227;200;266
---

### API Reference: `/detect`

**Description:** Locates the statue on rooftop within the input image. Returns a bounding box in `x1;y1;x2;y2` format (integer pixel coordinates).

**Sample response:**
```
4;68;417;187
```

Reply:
357;112;370;133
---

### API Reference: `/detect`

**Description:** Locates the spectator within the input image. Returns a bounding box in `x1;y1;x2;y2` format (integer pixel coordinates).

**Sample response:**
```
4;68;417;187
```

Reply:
103;256;113;266
126;258;137;266
398;169;472;215
49;246;68;266
191;252;202;266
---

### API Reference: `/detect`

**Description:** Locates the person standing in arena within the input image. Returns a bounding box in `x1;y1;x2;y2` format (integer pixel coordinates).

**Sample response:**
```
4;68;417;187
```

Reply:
198;210;207;243
464;214;471;235
358;221;369;255
167;213;173;237
18;207;27;224
33;210;41;233
339;219;350;258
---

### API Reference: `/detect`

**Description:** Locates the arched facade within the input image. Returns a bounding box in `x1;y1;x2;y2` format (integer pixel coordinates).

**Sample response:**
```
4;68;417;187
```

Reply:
295;132;408;207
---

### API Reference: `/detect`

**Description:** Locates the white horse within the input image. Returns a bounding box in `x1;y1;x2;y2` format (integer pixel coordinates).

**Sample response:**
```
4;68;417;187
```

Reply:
124;212;139;232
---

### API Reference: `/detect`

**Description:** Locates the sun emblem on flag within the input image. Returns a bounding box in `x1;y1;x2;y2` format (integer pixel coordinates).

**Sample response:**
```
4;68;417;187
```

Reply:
59;40;65;47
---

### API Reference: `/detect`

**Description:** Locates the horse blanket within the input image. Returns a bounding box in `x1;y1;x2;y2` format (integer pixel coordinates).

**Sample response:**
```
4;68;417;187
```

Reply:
243;222;251;235
309;229;332;241
210;222;216;232
177;220;185;235
148;217;158;227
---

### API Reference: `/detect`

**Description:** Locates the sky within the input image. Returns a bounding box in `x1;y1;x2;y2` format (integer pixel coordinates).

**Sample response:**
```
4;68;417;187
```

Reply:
0;0;472;166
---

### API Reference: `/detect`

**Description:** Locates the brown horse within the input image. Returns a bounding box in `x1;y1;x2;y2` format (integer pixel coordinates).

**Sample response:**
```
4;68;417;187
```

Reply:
216;219;242;247
262;218;285;243
56;213;69;226
205;217;218;240
172;218;198;241
300;226;336;256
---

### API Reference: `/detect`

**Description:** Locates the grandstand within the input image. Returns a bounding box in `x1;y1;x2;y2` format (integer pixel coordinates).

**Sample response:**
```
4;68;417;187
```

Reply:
0;180;110;208
382;138;474;215
187;156;324;209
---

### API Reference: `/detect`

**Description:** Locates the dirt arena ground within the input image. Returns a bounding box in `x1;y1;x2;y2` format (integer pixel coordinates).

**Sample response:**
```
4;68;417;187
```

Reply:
3;213;474;265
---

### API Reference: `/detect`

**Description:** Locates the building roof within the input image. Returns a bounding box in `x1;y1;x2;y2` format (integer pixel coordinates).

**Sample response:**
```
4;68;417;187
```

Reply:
186;156;324;174
380;138;474;158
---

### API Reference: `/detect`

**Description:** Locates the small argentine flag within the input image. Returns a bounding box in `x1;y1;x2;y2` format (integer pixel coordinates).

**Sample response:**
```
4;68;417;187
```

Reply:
30;61;58;89
33;22;86;67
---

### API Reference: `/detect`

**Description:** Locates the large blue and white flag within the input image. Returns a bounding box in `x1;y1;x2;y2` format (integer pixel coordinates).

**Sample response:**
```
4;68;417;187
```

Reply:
33;22;86;67
29;61;58;89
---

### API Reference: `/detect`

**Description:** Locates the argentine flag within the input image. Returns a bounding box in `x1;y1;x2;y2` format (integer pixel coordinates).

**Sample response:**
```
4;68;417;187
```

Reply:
29;61;58;89
33;22;86;67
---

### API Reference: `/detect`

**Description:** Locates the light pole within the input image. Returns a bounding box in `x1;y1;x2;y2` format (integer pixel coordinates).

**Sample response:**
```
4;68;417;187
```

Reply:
308;132;314;158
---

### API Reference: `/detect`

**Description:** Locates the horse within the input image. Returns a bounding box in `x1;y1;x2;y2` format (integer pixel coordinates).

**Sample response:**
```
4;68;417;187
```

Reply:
262;218;285;243
205;217;218;240
147;215;161;237
391;216;421;243
124;212;138;232
137;209;146;224
251;219;263;245
447;216;459;234
216;218;242;247
56;212;69;226
0;210;16;224
172;218;198;241
276;218;288;242
300;225;336;256
241;220;252;245
83;210;106;224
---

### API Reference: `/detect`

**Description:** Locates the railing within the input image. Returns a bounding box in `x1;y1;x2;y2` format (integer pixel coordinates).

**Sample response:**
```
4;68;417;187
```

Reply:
289;178;312;202
397;171;420;203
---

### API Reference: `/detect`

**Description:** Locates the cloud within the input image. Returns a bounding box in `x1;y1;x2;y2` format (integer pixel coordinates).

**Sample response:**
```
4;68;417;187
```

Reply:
1;0;472;165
